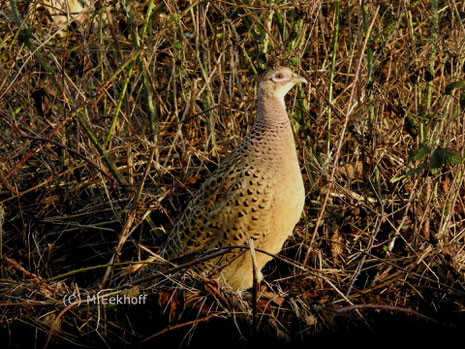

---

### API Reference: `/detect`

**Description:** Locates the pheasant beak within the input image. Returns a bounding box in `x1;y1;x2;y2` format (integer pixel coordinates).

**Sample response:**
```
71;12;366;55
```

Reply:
291;75;307;84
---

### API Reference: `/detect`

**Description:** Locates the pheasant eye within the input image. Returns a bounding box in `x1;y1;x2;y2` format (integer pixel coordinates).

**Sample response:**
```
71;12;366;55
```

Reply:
275;73;284;79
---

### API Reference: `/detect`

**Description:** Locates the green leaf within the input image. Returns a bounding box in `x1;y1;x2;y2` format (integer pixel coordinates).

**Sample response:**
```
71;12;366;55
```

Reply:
13;106;22;115
404;114;419;137
407;148;415;164
412;145;431;162
431;147;446;172
460;91;465;109
404;164;425;177
443;148;462;166
430;148;462;173
445;80;465;95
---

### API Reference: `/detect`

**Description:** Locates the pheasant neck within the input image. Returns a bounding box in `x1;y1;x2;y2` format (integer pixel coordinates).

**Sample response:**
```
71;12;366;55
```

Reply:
256;94;292;129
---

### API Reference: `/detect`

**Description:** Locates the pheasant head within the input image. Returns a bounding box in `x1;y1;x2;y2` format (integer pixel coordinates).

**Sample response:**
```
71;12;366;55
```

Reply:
258;66;307;106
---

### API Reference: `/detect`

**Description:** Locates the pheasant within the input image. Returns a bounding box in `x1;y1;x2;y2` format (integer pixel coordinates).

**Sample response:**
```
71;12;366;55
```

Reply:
159;66;306;290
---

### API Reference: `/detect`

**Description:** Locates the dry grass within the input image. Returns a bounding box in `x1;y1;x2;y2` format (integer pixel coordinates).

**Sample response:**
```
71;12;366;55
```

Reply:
1;0;465;347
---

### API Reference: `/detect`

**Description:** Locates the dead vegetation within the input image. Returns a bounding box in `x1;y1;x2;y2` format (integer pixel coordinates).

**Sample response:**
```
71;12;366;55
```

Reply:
1;0;465;347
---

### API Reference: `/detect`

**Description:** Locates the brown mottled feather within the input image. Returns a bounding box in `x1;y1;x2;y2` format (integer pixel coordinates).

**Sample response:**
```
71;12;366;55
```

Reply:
159;67;306;290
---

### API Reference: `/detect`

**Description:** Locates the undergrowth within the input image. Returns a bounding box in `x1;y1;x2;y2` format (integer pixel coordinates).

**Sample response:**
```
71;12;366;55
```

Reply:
1;0;465;347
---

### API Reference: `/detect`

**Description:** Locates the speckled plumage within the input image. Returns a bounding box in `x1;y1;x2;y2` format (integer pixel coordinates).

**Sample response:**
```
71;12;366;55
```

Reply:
161;67;306;290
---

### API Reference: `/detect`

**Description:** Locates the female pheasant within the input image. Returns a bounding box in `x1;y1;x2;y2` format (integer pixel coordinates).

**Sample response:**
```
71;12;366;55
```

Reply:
160;67;306;290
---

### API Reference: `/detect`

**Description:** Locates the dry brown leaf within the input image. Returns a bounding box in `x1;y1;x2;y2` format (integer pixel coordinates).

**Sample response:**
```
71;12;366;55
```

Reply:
338;161;364;180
